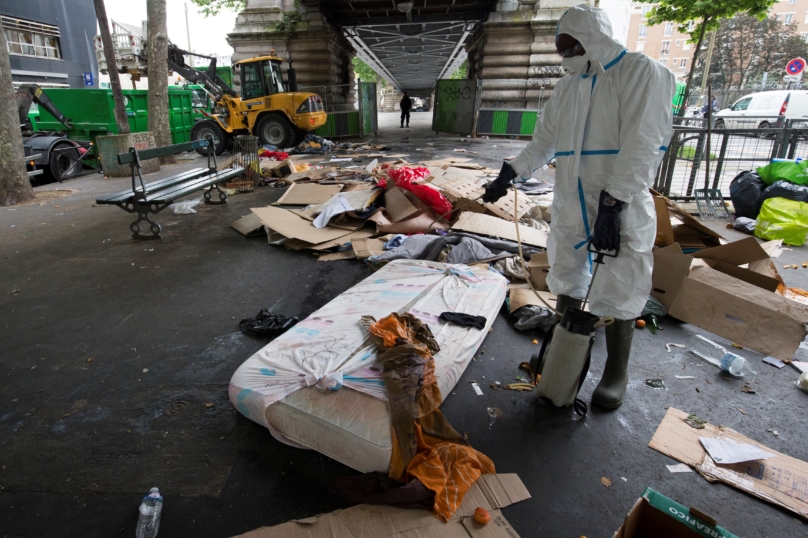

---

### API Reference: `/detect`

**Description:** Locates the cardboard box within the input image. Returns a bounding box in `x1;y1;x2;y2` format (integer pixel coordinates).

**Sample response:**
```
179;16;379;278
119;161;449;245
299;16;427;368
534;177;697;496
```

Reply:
650;408;808;520
651;237;808;360
451;212;547;248
526;252;550;291
275;159;297;178
614;487;738;538
653;193;723;250
232;473;531;538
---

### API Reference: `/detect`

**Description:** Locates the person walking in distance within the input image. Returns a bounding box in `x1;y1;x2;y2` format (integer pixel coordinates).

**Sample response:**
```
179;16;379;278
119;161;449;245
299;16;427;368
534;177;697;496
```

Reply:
400;92;412;128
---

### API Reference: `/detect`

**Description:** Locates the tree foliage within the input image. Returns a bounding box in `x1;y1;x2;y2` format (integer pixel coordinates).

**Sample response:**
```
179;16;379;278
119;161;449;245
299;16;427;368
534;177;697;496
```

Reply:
352;57;386;86
189;0;244;17
691;16;808;89
449;60;468;80
643;0;778;114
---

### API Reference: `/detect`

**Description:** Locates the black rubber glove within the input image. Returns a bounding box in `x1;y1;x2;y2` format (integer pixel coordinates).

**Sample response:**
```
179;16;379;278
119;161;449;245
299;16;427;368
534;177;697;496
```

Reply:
590;190;624;253
482;162;518;203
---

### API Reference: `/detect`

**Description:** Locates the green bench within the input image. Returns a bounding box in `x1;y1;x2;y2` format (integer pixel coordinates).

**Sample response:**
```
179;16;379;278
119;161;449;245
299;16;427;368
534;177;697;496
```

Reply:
96;137;243;240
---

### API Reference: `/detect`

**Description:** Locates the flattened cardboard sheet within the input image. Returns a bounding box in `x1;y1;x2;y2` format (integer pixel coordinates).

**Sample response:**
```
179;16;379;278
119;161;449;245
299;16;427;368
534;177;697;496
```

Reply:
649;408;808;520
452;212;547;248
251;206;352;246
276;183;343;205
232;474;530;538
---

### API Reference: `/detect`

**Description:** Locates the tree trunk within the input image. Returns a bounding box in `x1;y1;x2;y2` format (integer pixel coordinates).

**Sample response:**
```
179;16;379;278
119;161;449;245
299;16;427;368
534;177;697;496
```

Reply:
93;0;130;135
0;28;35;206
147;0;175;164
678;17;710;117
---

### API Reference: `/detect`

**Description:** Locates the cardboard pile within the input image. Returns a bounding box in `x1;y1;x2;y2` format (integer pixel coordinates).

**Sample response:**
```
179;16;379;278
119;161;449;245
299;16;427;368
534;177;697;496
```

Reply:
232;474;531;538
653;191;723;250
650;408;808;520
651;237;808;360
427;165;532;222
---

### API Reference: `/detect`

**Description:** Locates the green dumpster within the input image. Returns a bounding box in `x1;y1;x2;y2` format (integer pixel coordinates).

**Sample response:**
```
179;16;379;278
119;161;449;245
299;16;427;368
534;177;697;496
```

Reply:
30;88;195;145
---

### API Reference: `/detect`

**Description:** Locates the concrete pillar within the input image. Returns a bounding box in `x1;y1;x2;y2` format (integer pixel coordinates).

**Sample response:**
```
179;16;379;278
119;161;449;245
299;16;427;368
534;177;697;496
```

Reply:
468;1;581;110
227;0;356;111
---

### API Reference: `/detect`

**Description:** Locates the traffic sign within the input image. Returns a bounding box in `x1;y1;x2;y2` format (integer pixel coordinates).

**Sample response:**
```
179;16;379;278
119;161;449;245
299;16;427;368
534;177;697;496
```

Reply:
786;58;805;76
83;72;94;86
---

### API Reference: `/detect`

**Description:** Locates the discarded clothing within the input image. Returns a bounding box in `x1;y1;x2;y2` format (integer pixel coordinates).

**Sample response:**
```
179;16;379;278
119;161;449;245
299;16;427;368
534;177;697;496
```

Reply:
439;312;487;330
371;232;541;264
368;313;495;521
329;472;434;510
733;216;756;234
517;179;553;195
289;133;334;154
493;257;528;280
384;234;409;250
512;305;558;333
238;309;298;337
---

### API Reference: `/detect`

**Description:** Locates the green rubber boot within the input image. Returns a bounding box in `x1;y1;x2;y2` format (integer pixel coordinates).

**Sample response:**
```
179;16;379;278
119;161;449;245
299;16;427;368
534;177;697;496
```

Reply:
591;319;634;409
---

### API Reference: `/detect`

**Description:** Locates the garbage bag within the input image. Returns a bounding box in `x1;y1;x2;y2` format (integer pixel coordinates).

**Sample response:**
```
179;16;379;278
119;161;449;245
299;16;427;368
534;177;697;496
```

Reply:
238;309;298;337
754;197;808;246
757;160;808;186
762;180;808;204
729;170;766;219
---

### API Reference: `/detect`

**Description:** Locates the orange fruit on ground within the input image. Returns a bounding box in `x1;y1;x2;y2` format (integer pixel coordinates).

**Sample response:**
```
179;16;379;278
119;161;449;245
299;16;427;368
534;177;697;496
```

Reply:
635;319;646;328
474;507;491;524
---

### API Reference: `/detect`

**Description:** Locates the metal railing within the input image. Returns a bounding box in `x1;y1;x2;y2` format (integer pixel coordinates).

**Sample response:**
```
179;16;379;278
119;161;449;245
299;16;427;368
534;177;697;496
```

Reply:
298;83;358;113
654;120;808;199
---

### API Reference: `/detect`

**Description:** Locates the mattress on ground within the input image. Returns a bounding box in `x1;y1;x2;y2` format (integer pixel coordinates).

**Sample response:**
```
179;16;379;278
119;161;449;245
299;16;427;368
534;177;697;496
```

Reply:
229;260;507;473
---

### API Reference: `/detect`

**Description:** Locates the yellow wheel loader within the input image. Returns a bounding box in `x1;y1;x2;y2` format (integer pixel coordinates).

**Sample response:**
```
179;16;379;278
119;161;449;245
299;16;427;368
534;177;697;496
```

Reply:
165;44;327;154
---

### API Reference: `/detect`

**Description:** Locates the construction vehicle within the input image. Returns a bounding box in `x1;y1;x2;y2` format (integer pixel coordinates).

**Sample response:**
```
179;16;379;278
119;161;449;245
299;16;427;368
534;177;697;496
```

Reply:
164;44;327;154
16;84;90;182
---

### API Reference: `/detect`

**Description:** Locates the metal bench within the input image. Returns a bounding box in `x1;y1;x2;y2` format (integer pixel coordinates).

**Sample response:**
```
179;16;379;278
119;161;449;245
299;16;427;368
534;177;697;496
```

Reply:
96;137;243;240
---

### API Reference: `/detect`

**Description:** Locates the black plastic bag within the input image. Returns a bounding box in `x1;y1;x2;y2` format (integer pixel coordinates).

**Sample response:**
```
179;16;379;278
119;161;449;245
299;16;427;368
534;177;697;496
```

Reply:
239;309;298;337
729;170;767;219
762;180;808;204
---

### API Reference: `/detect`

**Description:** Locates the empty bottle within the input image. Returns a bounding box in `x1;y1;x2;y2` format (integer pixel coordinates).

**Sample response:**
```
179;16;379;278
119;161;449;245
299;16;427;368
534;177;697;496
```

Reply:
688;335;756;380
136;487;162;538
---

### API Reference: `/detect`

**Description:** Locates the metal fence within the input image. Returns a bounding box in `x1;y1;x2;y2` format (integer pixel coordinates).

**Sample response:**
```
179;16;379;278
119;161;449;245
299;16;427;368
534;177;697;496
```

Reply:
298;83;358;113
654;120;808;199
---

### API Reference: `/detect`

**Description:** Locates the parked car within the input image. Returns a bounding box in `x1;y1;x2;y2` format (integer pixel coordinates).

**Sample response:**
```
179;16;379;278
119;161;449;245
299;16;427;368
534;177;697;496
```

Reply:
714;90;808;129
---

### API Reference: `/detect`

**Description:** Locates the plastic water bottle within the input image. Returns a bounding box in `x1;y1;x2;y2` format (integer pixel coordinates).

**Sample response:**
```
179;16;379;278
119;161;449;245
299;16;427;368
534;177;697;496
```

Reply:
136;487;163;538
688;335;756;380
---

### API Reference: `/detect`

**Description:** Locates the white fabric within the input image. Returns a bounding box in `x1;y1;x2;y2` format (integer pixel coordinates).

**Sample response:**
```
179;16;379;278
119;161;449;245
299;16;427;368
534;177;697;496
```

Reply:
510;5;675;320
229;260;507;471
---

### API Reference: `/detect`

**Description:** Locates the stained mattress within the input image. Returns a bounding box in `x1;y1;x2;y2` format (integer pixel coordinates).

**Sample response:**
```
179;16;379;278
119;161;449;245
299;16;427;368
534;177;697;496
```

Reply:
229;260;507;473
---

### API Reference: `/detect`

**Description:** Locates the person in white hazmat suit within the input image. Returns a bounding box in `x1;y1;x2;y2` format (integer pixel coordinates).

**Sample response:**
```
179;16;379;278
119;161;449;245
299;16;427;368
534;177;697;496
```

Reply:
483;5;675;409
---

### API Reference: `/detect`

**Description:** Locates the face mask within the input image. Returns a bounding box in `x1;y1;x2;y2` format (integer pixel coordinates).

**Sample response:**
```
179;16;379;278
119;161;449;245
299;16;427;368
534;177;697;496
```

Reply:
561;54;590;76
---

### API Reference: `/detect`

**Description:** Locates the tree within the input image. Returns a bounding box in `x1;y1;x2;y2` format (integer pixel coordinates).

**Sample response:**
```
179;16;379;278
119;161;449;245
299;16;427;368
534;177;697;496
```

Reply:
147;0;175;164
0;28;35;206
189;0;245;17
646;0;777;115
352;57;386;86
93;0;130;134
449;60;468;80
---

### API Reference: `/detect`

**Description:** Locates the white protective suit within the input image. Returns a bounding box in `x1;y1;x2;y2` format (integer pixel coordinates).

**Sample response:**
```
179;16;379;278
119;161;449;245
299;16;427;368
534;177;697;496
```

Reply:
510;5;675;320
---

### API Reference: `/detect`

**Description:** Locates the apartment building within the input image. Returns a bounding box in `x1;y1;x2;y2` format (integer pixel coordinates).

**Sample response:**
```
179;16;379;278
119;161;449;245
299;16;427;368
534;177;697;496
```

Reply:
627;1;808;81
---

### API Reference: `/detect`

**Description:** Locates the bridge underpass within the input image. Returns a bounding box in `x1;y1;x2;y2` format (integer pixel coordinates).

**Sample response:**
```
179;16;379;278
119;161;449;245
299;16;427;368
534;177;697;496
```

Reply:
228;0;576;135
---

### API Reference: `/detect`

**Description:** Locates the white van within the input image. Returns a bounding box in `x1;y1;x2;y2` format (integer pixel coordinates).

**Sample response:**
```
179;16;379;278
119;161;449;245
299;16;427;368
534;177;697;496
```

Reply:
714;90;808;129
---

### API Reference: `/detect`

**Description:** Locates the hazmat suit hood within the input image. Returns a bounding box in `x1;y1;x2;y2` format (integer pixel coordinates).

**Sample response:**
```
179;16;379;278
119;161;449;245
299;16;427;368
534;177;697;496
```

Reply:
557;5;625;75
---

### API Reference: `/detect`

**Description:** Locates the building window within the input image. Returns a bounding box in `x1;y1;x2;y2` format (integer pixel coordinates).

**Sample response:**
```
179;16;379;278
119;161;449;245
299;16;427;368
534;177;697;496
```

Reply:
664;22;673;36
790;0;798;4
642;5;653;18
636;42;645;53
638;24;647;38
683;41;691;51
803;32;808;42
675;40;681;47
785;13;795;23
776;14;782;21
659;59;667;66
661;41;671;55
687;21;694;31
2;16;61;60
680;58;687;68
